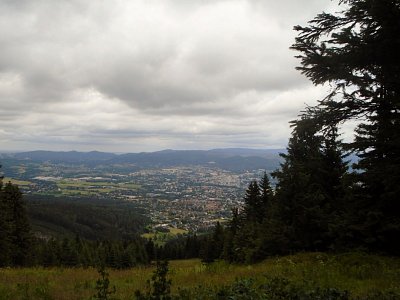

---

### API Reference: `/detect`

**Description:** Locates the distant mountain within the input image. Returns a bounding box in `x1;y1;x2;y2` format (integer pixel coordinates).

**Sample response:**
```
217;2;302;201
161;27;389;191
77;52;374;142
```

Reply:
13;150;117;163
111;149;284;171
208;148;283;158
8;148;285;172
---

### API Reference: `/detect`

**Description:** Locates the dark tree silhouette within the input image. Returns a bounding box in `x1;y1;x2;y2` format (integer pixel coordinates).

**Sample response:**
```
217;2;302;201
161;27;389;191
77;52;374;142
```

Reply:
291;0;400;253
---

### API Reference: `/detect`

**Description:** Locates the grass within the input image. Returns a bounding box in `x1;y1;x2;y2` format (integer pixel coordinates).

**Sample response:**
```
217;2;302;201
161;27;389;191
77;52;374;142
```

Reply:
0;252;399;299
54;180;141;196
9;166;27;175
56;180;140;189
2;177;33;186
169;228;189;235
141;227;189;245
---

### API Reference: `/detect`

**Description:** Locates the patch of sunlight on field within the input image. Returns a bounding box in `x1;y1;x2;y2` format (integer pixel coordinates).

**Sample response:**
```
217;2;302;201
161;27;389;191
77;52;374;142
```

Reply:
141;227;189;245
169;228;189;235
3;177;33;186
54;179;141;196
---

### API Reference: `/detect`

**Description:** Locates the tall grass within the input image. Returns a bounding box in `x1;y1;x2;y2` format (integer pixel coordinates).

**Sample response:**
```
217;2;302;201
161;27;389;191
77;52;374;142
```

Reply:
0;252;399;299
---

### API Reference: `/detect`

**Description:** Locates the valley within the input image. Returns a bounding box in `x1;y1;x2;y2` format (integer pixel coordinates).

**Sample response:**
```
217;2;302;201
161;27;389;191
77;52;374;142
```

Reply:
0;149;281;235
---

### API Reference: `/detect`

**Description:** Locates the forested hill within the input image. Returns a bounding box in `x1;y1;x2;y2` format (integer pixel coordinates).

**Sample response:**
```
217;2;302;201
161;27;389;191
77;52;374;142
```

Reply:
26;195;148;240
12;150;117;163
3;148;284;172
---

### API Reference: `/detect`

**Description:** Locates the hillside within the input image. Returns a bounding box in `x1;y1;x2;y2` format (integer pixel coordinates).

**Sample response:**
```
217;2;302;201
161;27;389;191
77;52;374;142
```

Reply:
26;195;148;240
0;252;398;299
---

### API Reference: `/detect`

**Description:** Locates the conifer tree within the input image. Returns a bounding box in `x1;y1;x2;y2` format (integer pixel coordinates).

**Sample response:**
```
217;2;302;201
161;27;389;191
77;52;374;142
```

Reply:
259;172;273;221
222;208;239;262
0;169;12;266
1;181;32;266
183;235;200;258
200;222;224;264
231;181;267;262
212;222;224;258
291;0;400;253
243;181;262;223
273;117;347;251
146;239;156;262
60;237;79;267
260;173;272;204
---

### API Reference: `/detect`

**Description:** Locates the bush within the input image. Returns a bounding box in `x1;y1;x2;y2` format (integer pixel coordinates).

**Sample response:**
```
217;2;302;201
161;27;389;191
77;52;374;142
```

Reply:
135;260;172;300
92;265;116;300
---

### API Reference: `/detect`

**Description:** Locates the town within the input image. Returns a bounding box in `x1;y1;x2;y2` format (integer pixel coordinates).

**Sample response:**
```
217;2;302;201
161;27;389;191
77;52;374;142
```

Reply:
2;159;269;233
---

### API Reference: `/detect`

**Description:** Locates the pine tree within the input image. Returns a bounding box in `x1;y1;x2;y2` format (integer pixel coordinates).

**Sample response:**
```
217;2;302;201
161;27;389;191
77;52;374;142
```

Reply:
259;172;273;221
243;181;261;223
1;182;32;266
291;0;400;253
226;181;266;262
273;117;347;251
212;222;224;259
145;239;156;262
93;264;116;300
222;208;239;262
350;103;400;252
0;170;12;266
60;238;79;267
42;238;60;267
200;222;224;264
183;235;200;258
259;173;272;204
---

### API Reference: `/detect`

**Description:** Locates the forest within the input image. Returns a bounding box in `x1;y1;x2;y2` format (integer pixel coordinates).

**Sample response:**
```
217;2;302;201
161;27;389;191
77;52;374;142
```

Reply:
1;0;400;299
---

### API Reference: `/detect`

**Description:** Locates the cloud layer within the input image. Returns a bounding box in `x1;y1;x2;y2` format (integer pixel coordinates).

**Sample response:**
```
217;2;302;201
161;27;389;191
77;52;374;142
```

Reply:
0;0;338;152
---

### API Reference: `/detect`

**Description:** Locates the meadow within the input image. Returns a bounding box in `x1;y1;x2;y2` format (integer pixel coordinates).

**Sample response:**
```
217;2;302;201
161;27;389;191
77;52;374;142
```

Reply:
54;180;141;197
2;176;141;197
2;177;33;187
142;227;189;245
0;252;399;299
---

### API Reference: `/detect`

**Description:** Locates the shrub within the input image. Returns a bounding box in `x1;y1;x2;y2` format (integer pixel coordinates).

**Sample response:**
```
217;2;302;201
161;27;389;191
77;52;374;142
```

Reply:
92;264;116;300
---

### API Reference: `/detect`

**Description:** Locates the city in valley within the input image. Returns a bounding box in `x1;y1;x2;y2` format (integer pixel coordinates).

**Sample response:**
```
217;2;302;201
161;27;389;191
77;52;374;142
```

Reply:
0;149;281;236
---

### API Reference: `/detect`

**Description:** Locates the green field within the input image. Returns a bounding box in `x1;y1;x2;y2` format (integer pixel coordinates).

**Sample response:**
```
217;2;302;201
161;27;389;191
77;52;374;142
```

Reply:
2;177;33;186
0;252;399;299
142;227;189;245
169;227;189;235
54;180;141;196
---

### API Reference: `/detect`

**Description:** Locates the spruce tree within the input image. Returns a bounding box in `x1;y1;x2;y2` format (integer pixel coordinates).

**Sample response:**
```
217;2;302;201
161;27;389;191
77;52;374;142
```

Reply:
231;181;267;262
145;239;156;262
350;103;400;252
243;181;262;223
260;173;272;204
0;170;12;266
273;117;347;251
60;237;79;267
291;0;400;253
259;172;273;221
200;222;224;264
1;181;32;266
222;208;239;262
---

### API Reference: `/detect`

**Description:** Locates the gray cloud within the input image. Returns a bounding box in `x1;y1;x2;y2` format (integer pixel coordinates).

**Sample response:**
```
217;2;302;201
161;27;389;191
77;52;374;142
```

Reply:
0;0;337;152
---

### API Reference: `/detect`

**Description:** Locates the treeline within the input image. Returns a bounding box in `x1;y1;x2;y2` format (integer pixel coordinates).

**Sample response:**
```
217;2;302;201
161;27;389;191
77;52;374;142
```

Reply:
32;237;149;268
145;234;204;261
0;174;151;268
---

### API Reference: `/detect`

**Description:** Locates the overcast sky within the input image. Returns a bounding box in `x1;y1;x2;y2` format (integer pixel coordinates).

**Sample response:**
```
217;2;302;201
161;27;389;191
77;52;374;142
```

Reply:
0;0;340;153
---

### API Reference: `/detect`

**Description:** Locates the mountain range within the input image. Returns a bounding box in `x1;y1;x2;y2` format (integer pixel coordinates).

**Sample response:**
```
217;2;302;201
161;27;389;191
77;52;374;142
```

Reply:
3;148;285;172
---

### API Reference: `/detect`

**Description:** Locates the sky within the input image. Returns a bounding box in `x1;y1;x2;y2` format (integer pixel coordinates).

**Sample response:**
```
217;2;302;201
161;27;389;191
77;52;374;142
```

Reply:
0;0;340;153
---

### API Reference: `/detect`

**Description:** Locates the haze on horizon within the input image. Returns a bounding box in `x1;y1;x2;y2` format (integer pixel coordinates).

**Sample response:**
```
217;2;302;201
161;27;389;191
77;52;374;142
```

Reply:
0;0;340;153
